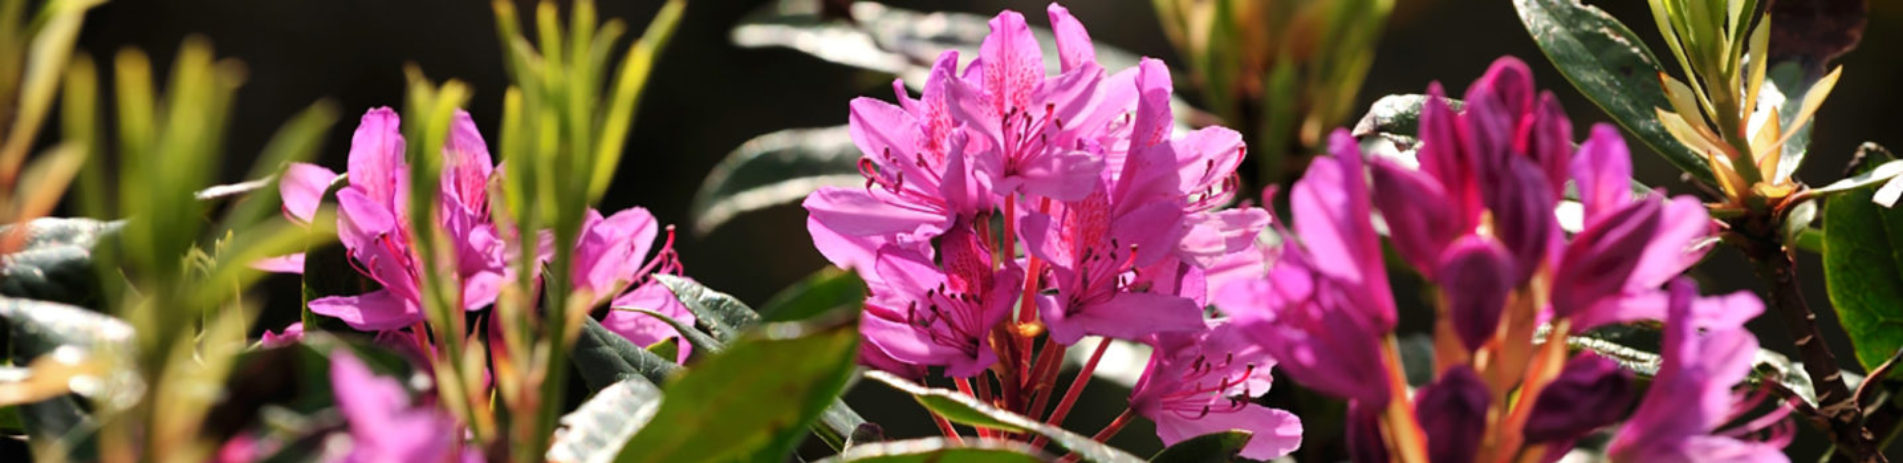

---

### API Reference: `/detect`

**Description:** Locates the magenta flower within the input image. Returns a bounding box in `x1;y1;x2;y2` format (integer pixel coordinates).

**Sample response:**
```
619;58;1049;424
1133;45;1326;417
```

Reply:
945;5;1109;201
1607;278;1791;462
859;227;1021;378
1023;59;1263;345
1129;322;1302;460
328;350;465;462
804;54;993;274
568;206;699;363
294;108;510;332
1225;135;1394;407
259;322;305;348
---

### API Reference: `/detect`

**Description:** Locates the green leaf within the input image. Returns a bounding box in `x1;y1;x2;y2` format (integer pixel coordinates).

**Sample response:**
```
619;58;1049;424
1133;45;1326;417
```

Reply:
731;2;1143;88
1514;0;1716;185
690;126;862;235
0;296;132;359
613;306;723;359
547;377;665;463
1350;94;1464;139
645;337;680;363
760;267;867;323
654;274;760;342
865;371;1145;463
1148;431;1253;463
0;218;121;308
1823;166;1903;375
614;318;860;463
572;317;683;392
816;437;1047;463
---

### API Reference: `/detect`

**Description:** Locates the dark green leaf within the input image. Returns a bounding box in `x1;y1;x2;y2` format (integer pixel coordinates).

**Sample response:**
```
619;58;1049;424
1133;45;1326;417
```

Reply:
614;318;860;463
548;377;665;463
690;126;862;235
865;371;1144;463
0;296;132;359
654;274;760;342
0;218;121;308
1515;0;1716;185
614;306;724;359
0;404;19;432
732;2;1142;87
817;437;1047;463
572;317;683;392
1148;431;1253;463
760;267;866;323
1350;94;1463;139
1823;166;1903;376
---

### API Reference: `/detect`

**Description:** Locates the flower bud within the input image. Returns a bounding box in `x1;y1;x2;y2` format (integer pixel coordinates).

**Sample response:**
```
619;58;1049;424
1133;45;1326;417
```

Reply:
1415;366;1491;463
1523;353;1636;443
1437;237;1516;351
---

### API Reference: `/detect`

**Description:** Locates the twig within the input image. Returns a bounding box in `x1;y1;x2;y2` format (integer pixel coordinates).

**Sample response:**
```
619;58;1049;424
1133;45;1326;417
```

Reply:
1743;234;1881;461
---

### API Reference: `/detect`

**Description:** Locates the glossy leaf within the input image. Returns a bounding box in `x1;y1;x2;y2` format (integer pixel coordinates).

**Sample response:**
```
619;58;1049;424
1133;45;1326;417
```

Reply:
0;296;132;359
760;266;867;323
614;318;860;463
655;274;760;342
732;2;1142;88
1148;431;1254;463
866;371;1145;463
1350;94;1464;139
691;126;862;235
547;377;665;463
614;306;724;359
817;437;1047;463
572;317;684;392
0;218;121;308
1515;0;1716;185
1822;169;1903;375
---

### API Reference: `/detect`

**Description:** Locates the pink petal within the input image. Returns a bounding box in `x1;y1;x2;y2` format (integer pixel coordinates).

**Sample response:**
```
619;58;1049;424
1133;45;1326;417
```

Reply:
309;290;421;331
345;107;406;206
1626;196;1714;291
806;216;887;275
1045;291;1203;345
1010;148;1103;201
279;162;338;225
1523;94;1573;195
1177;208;1268;268
251;253;306;274
1572;124;1635;225
803;187;946;237
1046;4;1096;72
1551;198;1660;319
978;10;1044;115
1153;404;1303;460
1437;237;1515;351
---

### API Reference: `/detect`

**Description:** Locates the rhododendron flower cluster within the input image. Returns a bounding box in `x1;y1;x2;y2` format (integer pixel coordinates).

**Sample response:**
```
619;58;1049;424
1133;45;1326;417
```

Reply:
1212;57;1791;461
804;4;1294;457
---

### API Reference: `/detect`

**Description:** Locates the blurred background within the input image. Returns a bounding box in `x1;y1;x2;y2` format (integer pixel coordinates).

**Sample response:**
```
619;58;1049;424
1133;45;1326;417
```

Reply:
53;0;1901;459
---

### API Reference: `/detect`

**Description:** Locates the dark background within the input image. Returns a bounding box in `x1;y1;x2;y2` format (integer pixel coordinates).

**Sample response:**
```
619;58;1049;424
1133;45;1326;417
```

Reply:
49;0;1903;459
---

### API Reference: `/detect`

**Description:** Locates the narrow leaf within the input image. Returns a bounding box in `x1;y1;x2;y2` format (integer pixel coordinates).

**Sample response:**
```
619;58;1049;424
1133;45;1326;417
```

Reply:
865;371;1145;463
1148;431;1254;463
690;126;863;235
817;437;1047;463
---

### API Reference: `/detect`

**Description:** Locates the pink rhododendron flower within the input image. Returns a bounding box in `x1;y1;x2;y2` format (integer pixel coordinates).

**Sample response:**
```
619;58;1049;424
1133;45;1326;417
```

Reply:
1607;278;1791;462
807;3;1269;379
302;108;510;332
1130;322;1301;460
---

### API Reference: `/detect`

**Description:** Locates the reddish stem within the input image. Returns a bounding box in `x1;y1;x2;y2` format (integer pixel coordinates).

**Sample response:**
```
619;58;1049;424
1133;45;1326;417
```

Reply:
930;411;964;444
1030;340;1109;449
1023;339;1068;420
1058;407;1137;463
955;377;994;439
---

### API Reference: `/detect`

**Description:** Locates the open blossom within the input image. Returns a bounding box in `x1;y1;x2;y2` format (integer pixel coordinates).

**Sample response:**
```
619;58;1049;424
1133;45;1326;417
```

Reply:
807;3;1267;378
1223;133;1394;407
860;227;1021;378
1130;322;1300;460
1607;278;1791;462
279;108;509;331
